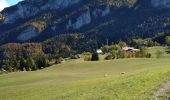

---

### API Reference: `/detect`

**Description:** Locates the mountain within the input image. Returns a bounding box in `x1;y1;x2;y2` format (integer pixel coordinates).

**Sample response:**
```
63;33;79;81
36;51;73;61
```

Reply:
0;0;170;45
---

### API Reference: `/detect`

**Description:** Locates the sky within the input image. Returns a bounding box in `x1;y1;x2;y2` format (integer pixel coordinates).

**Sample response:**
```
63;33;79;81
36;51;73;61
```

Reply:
0;0;23;11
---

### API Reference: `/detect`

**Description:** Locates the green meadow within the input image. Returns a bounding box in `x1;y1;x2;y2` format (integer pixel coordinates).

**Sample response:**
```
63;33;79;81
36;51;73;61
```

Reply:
0;47;170;100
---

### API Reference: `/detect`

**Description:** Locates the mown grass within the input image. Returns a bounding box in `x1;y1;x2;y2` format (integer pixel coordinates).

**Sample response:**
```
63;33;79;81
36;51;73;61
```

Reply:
0;47;170;100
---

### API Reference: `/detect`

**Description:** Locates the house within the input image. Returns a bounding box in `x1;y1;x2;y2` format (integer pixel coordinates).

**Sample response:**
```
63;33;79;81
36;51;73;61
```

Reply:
122;47;140;52
97;49;103;54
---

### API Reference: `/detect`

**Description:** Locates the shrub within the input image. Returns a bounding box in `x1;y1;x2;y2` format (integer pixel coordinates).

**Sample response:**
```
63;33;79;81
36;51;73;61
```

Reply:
116;50;126;59
83;52;92;61
70;55;80;59
165;36;170;46
105;54;115;60
55;57;64;64
105;55;113;60
146;53;151;58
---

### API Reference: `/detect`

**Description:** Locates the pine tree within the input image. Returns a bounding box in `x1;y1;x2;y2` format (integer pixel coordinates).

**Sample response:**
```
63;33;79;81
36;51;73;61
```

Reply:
36;55;49;69
20;58;26;71
91;52;99;61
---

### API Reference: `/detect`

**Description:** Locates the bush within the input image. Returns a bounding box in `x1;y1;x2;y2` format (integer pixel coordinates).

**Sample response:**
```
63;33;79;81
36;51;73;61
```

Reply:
83;52;92;61
70;55;80;59
146;53;151;58
105;55;113;60
55;57;64;64
135;47;150;58
116;50;126;59
165;36;170;46
105;53;116;60
91;53;99;61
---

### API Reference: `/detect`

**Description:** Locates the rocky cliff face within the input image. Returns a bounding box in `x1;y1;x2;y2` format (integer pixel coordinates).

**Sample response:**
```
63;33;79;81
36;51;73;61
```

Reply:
2;0;80;24
0;0;170;44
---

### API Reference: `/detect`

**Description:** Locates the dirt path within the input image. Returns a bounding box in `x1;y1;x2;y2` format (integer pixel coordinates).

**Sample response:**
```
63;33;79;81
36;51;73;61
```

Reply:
154;80;170;99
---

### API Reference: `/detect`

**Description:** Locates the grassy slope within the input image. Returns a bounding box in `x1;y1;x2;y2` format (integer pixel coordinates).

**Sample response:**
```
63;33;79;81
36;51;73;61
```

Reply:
0;47;170;100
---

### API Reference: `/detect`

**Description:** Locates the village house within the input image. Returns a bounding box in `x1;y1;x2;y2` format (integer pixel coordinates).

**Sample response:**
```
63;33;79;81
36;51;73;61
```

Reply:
122;47;140;52
96;49;103;54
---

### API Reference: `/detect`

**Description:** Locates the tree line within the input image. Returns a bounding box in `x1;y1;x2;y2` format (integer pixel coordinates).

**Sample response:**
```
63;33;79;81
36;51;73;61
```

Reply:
1;33;170;72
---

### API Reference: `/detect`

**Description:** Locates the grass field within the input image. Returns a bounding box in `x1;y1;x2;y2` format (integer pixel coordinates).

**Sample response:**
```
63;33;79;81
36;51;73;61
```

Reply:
0;47;170;100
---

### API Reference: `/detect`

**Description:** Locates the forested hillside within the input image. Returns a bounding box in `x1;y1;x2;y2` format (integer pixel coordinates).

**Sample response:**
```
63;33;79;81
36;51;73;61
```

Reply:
0;0;170;44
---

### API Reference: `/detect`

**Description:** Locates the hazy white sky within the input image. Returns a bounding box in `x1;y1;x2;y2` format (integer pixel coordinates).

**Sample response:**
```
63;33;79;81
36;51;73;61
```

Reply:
0;0;22;11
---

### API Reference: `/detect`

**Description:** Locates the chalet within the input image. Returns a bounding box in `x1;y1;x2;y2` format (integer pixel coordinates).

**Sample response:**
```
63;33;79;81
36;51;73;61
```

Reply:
122;47;140;52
